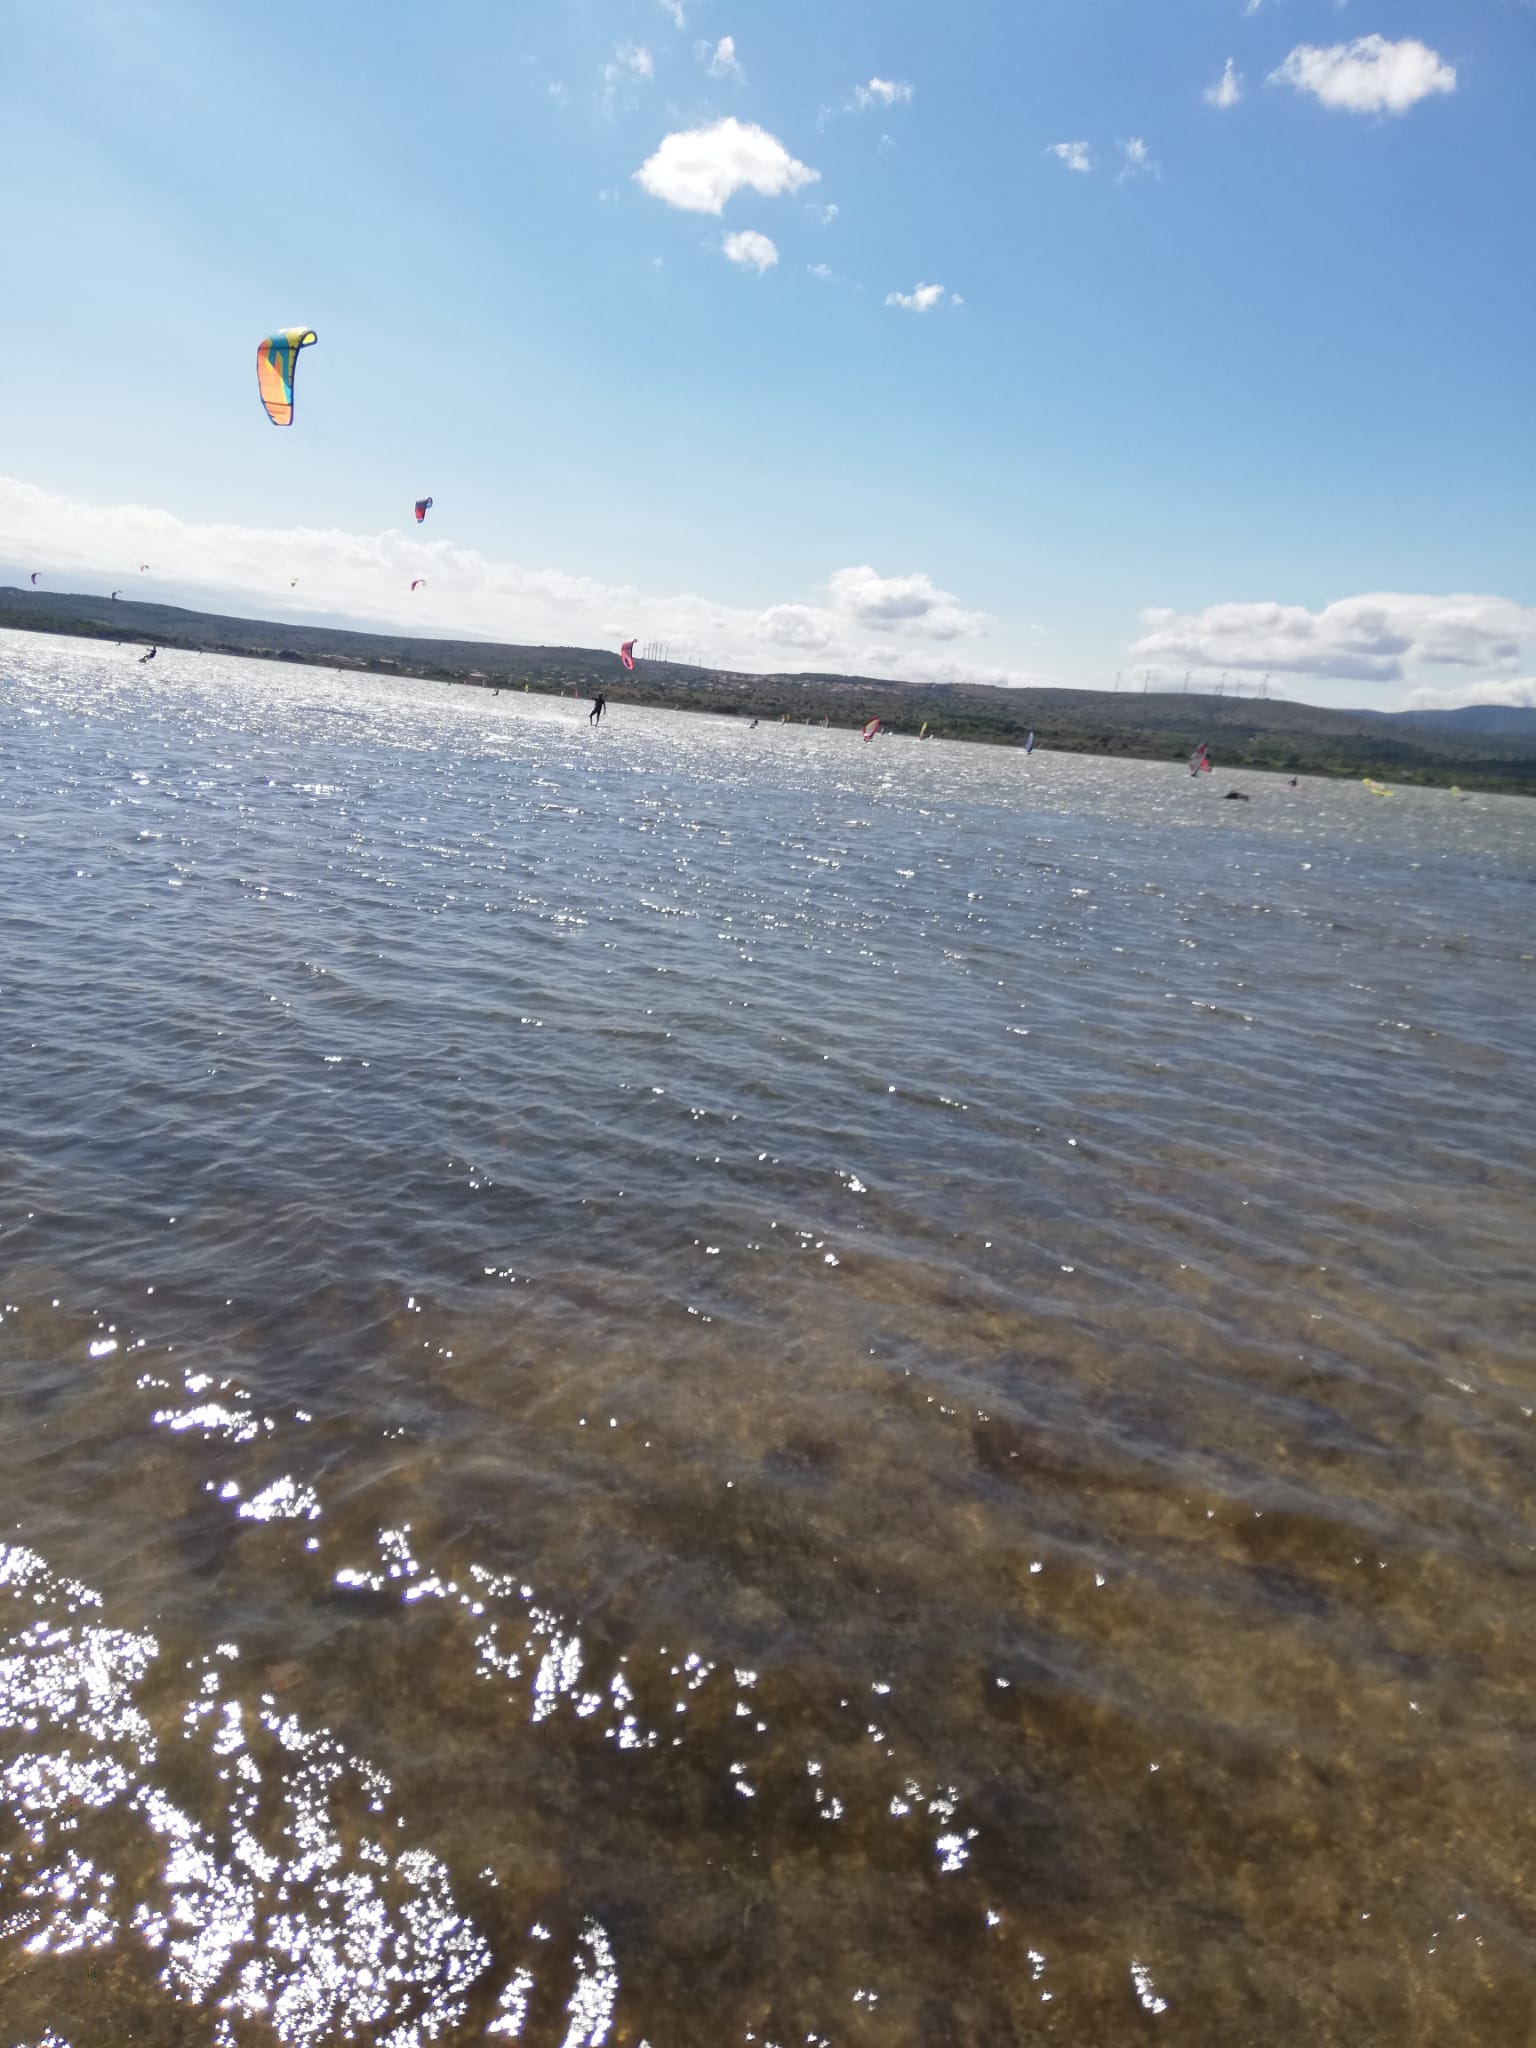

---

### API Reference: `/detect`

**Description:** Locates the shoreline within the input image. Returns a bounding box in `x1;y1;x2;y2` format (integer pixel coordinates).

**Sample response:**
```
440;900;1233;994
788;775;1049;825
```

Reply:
4;590;1533;795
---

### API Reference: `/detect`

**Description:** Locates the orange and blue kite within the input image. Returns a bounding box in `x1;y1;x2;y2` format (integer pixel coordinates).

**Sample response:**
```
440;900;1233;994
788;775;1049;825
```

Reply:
257;328;317;426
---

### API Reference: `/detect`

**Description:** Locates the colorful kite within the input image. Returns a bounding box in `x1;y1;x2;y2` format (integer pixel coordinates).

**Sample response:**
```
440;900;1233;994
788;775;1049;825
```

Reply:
410;579;426;592
414;498;433;524
256;328;317;426
620;640;636;671
29;572;39;586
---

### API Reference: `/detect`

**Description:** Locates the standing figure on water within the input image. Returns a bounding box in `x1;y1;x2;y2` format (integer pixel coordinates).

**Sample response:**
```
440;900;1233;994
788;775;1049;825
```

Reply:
590;692;607;727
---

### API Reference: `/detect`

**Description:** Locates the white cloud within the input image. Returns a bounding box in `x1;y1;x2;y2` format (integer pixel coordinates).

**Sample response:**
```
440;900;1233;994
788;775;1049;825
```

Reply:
622;42;654;79
828;566;984;640
1205;59;1243;109
1132;594;1536;685
1268;37;1455;115
811;201;839;225
1116;137;1159;183
657;0;685;26
885;281;958;312
0;477;1034;685
852;77;914;110
758;605;834;651
634;118;819;215
600;42;653;102
722;228;778;273
703;35;742;80
1046;141;1092;173
807;261;835;280
1406;676;1536;713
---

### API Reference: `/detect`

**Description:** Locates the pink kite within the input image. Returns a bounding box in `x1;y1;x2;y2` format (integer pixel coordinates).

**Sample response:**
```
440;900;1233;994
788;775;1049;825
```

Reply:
620;640;636;671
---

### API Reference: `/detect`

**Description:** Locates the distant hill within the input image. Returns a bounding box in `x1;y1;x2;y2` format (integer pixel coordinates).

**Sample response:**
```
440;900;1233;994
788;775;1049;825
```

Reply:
1387;704;1536;738
4;585;1534;795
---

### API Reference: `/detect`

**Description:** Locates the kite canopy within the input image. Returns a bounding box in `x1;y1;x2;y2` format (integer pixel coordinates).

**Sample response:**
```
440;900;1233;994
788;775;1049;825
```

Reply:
619;640;636;671
414;498;433;524
410;579;426;591
257;327;318;426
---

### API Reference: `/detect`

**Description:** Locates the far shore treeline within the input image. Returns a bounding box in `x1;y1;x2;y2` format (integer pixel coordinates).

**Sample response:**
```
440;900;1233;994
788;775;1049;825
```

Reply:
4;587;1533;795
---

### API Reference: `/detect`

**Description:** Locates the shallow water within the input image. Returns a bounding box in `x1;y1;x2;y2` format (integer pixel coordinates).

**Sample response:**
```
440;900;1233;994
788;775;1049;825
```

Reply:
1;629;1533;2047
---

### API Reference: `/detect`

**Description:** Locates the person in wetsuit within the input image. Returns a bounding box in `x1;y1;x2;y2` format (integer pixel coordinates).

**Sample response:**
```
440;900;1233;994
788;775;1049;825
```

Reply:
590;692;606;726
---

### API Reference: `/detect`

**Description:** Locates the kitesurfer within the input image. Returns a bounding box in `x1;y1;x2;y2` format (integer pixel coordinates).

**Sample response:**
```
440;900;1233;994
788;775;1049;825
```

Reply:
590;693;606;727
140;646;157;663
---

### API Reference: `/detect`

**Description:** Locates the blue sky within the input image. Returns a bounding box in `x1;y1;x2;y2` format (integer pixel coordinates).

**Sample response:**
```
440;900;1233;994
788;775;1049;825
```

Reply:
2;0;1532;707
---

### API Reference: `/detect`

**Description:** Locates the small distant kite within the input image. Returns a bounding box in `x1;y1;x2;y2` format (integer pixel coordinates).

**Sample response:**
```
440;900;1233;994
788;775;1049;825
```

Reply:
257;327;318;426
290;577;299;587
111;590;122;600
29;572;39;586
410;579;426;592
139;563;150;572
862;718;881;742
414;498;433;525
619;640;636;671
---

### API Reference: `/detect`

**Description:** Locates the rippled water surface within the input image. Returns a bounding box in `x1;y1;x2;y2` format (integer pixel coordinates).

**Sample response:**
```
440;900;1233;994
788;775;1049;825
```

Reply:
2;630;1534;2047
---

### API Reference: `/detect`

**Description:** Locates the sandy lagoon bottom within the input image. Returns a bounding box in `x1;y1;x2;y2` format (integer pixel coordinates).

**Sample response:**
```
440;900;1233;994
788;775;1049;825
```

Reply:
2;634;1534;2046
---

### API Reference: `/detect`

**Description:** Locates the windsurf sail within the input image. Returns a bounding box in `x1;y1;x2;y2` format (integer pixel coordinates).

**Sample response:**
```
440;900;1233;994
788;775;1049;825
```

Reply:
862;718;881;742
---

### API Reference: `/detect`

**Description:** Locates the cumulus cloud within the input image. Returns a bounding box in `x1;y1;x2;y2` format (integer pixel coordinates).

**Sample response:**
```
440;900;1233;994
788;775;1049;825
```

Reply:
1205;59;1243;109
757;605;834;651
1046;141;1092;173
1116;137;1159;183
1268;37;1456;115
657;0;685;26
885;281;959;312
634;118;818;214
1132;594;1536;685
807;261;836;280
703;35;742;80
0;477;1033;686
1406;676;1536;713
828;566;985;640
722;228;778;272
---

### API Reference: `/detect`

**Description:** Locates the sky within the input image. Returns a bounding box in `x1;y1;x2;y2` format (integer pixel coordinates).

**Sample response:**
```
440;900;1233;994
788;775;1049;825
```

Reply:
2;0;1533;710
